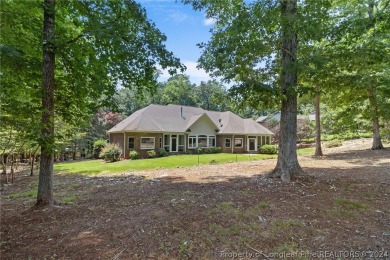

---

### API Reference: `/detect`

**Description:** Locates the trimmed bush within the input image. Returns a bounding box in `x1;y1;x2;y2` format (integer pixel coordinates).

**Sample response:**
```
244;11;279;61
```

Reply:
204;148;213;154
258;145;278;154
213;147;222;153
325;139;342;148
158;149;167;157
129;150;139;160
93;139;107;159
196;147;222;154
147;150;157;158
99;143;122;162
195;147;203;154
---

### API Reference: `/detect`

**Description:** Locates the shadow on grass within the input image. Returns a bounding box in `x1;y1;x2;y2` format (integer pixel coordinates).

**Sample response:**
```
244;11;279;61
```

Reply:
1;148;389;259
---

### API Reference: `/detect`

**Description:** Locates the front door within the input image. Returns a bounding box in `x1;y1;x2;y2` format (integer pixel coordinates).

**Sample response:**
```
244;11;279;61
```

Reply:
248;138;256;152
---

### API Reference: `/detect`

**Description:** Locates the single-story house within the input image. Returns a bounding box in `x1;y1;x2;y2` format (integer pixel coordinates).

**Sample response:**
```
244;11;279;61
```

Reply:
108;104;274;159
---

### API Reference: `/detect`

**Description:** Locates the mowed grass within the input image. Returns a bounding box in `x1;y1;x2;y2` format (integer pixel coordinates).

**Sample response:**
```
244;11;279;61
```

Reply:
55;148;314;175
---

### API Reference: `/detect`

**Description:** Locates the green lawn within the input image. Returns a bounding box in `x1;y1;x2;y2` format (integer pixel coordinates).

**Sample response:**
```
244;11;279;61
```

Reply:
55;148;314;175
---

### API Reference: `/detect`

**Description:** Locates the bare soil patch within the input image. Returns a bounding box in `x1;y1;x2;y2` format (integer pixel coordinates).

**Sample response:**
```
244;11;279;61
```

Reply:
1;139;389;259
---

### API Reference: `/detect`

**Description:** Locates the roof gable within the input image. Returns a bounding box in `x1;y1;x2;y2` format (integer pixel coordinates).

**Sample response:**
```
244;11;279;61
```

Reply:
185;113;219;134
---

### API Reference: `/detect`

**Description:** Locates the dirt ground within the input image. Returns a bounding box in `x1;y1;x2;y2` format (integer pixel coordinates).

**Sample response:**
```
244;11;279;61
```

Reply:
1;139;389;259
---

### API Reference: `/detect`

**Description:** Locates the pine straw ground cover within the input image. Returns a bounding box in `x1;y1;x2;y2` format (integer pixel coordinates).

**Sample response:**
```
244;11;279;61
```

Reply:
1;139;389;259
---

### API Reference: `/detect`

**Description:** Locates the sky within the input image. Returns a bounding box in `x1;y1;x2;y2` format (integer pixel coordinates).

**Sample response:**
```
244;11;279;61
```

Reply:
140;0;215;84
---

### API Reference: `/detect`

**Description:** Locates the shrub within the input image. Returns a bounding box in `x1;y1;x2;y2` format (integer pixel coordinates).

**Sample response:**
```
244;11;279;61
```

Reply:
197;147;222;154
99;143;122;162
93;139;107;159
258;145;278;154
129;150;139;160
147;150;157;158
213;147;222;153
204;148;213;154
325;139;342;148
195;147;203;154
85;154;94;159
158;149;167;157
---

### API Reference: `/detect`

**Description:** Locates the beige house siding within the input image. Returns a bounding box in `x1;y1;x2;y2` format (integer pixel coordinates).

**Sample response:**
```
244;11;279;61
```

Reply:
188;116;218;136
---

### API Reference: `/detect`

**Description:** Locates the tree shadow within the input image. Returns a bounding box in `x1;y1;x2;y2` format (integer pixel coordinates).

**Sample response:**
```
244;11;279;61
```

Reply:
1;148;389;259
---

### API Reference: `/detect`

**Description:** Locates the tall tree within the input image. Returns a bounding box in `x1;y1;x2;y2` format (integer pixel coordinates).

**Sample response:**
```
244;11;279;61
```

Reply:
183;0;330;180
2;0;184;206
324;0;390;149
38;0;56;205
314;87;323;156
161;74;197;106
195;80;229;111
268;0;303;180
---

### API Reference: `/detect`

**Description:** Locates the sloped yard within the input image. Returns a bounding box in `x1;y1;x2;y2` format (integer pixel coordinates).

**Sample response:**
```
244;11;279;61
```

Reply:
1;139;389;259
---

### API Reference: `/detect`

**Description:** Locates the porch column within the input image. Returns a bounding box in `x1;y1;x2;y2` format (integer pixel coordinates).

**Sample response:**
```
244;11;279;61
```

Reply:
232;134;234;153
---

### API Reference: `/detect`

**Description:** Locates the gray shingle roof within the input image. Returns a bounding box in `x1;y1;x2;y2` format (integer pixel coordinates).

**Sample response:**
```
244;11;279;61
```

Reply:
108;104;274;135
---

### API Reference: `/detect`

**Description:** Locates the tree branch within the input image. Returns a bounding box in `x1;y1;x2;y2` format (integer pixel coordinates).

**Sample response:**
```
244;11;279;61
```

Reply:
59;33;86;47
379;0;390;14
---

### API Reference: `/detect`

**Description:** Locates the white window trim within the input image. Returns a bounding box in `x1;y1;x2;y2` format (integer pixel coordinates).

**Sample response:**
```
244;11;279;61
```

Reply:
235;138;243;148
188;135;217;149
140;137;155;150
178;135;185;152
247;137;257;151
188;136;197;149
208;136;216;148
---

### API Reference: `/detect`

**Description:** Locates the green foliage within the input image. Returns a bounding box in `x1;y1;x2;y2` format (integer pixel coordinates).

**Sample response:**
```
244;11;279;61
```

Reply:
212;147;222;153
325;139;342;148
195;80;229;111
158;149;168;157
147;150;157;158
161;74;196;106
258;145;278;154
182;0;332;111
99;143;122;162
195;147;202;154
129;150;139;160
195;147;222;154
93;139;107;159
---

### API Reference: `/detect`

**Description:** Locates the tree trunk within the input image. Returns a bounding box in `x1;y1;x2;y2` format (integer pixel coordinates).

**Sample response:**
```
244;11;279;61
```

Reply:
1;155;6;175
36;0;56;207
31;154;35;177
314;89;323;156
368;87;384;150
268;0;303;181
10;154;14;183
30;146;39;176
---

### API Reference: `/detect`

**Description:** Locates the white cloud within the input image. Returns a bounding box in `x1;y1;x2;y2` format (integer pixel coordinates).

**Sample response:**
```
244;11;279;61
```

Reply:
203;17;216;26
158;60;212;84
167;10;189;24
